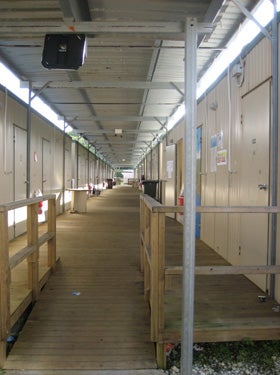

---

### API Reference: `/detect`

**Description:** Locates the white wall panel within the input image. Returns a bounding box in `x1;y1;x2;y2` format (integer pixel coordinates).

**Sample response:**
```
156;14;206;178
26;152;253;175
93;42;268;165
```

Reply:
64;136;72;189
77;144;88;188
241;37;272;97
165;144;176;218
239;82;270;291
195;36;273;294
13;126;27;237
146;152;152;179
162;35;277;296
151;146;159;180
201;173;216;248
0;87;112;239
0;92;27;205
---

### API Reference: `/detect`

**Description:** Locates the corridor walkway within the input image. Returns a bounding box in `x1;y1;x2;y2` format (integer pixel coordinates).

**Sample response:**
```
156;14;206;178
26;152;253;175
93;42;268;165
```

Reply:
4;186;157;372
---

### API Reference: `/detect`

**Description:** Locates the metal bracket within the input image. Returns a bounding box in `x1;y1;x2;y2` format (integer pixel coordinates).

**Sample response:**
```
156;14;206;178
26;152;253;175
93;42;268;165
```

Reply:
232;0;272;42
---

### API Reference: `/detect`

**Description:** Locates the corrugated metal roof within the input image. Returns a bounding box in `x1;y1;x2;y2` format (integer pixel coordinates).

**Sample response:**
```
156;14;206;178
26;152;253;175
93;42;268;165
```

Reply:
0;0;258;167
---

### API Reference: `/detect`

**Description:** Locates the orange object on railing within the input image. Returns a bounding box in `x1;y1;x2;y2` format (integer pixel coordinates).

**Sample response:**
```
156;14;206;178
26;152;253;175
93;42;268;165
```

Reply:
177;195;184;215
38;200;43;215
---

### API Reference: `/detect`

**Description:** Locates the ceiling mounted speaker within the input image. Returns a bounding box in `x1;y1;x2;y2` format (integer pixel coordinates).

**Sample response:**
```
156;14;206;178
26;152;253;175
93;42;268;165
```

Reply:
42;34;87;70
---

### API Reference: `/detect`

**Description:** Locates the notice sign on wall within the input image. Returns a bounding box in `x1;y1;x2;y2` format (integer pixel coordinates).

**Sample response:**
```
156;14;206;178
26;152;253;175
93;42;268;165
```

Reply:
167;160;174;179
216;149;227;166
210;135;217;172
210;133;227;169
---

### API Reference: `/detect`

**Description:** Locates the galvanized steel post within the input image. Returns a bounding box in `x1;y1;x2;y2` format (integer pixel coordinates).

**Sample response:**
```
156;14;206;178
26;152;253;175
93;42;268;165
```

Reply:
26;81;32;198
270;0;278;299
181;17;197;375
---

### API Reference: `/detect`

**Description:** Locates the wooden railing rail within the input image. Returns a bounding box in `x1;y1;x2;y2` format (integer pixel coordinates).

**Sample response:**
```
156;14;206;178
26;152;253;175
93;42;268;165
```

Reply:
139;193;280;367
165;265;280;276
0;195;56;366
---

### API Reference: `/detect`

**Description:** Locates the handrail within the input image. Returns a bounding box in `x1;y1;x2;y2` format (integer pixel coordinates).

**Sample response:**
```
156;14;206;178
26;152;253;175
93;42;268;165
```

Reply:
139;192;280;368
0;195;56;367
0;194;55;212
165;265;280;276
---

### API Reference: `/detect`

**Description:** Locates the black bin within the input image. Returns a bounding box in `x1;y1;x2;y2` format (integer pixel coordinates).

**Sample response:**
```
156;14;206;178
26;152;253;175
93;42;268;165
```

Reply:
142;180;158;199
107;178;113;189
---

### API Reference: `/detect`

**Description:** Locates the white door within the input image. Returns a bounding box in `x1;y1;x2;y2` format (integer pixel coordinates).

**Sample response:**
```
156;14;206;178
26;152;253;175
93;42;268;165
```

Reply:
78;151;87;187
13;125;27;237
65;147;71;189
165;144;176;219
42;138;51;194
240;81;270;291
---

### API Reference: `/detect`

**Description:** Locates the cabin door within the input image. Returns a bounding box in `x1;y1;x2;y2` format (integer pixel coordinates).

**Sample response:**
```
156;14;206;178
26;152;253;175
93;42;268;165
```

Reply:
42;138;51;194
240;81;270;292
13;125;27;237
165;144;176;219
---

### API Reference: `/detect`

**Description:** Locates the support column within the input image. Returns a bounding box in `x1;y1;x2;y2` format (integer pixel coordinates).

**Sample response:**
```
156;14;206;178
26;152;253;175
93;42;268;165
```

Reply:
270;0;278;299
62;118;66;212
181;17;197;375
26;81;32;198
0;209;10;367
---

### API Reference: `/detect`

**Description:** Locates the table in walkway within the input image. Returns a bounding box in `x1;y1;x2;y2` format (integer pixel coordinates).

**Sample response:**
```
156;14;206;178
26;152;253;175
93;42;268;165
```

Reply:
69;188;88;213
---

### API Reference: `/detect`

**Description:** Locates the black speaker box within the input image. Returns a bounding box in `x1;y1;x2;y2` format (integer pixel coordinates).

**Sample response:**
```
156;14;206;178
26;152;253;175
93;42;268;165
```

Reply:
42;34;86;70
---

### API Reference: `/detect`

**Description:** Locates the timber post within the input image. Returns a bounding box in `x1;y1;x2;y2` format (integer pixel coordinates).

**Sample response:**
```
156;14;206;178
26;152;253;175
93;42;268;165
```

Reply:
0;209;10;367
48;197;56;271
27;203;39;302
139;197;144;272
150;208;166;366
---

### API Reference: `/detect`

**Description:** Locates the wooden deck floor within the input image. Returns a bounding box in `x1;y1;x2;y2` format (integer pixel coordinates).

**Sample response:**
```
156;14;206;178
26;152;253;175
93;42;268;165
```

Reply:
164;218;280;344
4;186;280;373
5;186;157;371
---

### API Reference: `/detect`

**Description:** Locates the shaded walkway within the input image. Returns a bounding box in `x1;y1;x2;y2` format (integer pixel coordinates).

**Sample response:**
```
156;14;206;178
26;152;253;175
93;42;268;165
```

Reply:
5;186;157;371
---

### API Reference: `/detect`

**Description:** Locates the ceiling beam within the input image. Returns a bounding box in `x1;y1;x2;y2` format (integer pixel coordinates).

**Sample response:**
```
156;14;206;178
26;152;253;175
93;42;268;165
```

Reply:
52;101;180;106
74;129;161;134
59;0;91;22
70;115;168;122
232;0;272;42
0;21;212;36
92;141;147;145
29;81;185;90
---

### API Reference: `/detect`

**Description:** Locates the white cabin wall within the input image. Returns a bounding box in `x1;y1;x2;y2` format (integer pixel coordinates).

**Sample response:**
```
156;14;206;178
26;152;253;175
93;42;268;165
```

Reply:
30;113;63;198
0;85;113;239
88;152;96;186
197;35;274;294
241;36;272;96
227;66;243;266
0;91;27;205
146;152;152;179
213;78;230;260
64;136;72;189
64;135;73;211
151;146;159;180
158;34;277;297
200;89;217;249
77;144;88;188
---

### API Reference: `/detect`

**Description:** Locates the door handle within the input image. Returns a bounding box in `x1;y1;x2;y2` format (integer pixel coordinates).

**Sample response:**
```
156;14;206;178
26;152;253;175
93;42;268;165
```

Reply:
258;184;267;191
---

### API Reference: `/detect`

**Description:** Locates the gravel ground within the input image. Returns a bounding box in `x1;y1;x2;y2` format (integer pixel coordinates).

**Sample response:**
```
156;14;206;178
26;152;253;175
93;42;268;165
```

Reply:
165;342;280;375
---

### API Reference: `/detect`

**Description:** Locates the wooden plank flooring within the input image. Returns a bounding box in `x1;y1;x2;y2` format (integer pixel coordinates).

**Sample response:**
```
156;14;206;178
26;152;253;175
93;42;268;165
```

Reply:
5;186;280;373
5;186;157;371
164;218;280;343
